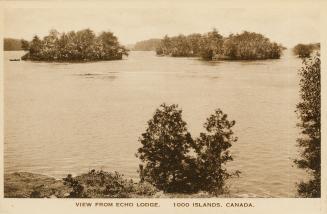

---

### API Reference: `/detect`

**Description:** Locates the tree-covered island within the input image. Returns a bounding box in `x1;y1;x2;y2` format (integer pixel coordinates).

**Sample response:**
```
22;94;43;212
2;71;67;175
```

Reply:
21;29;129;62
156;30;284;60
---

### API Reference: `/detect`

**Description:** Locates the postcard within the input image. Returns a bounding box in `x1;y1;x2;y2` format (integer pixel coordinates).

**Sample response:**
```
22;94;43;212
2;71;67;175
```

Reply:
0;0;326;213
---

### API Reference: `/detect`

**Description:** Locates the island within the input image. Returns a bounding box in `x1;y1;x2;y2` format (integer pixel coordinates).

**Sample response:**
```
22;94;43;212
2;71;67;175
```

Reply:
155;30;284;60
21;29;129;62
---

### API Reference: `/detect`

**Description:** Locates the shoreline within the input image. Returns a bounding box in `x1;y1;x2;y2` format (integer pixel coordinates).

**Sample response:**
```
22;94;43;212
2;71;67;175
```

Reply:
4;171;240;198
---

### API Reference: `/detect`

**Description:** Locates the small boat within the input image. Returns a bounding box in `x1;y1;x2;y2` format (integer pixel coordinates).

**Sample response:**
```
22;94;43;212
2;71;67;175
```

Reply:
9;59;21;61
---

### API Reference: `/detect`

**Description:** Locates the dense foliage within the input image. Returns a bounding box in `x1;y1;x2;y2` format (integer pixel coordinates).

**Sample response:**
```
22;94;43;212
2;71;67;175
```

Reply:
156;30;283;60
133;39;161;51
293;43;320;58
21;29;128;62
295;54;321;197
137;103;239;195
3;38;23;51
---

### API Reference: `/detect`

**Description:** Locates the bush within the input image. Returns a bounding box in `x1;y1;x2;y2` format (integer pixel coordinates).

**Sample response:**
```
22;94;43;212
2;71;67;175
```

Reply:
295;54;321;197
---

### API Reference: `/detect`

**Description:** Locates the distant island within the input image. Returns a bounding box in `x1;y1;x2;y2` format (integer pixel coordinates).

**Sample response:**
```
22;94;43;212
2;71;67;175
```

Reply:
21;29;129;62
4;38;24;51
155;30;284;60
133;39;161;51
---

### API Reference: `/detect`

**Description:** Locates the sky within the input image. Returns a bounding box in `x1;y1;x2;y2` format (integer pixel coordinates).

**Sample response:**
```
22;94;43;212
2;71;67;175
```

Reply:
3;3;320;47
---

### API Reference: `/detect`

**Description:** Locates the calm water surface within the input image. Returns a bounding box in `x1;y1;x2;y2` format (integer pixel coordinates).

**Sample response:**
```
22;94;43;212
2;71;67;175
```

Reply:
4;50;306;197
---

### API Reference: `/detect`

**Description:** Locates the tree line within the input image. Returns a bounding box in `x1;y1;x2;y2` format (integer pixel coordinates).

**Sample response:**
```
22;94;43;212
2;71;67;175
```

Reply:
155;30;284;60
20;29;129;61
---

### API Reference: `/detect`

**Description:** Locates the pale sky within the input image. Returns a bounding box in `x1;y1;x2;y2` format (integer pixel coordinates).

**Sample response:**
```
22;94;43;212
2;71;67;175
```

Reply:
4;4;320;47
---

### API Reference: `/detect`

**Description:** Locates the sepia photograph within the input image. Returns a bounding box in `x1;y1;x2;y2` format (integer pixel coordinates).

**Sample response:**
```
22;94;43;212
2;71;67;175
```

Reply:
0;1;325;213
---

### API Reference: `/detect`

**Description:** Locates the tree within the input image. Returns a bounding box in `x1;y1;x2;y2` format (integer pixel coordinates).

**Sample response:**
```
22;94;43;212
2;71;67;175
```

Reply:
136;103;196;193
194;109;240;195
295;54;321;197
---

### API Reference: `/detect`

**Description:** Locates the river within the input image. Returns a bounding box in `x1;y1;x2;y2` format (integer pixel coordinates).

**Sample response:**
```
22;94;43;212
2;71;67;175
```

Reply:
4;50;306;197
